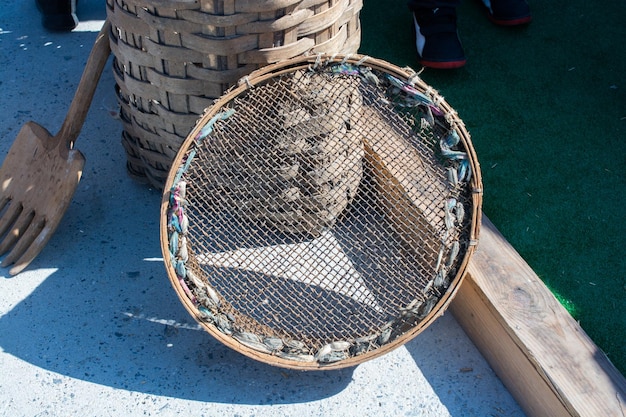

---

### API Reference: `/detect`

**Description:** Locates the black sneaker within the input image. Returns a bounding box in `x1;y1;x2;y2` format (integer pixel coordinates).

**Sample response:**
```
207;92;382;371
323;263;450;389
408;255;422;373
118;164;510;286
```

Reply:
412;7;466;69
480;0;531;26
36;0;79;31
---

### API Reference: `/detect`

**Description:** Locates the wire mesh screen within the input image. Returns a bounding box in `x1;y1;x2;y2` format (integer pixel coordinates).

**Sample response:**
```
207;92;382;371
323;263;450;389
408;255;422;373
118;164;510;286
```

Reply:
161;55;482;369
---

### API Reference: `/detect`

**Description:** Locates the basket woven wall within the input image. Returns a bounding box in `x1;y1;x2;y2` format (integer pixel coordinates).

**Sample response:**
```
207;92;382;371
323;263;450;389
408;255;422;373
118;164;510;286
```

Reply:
106;0;362;188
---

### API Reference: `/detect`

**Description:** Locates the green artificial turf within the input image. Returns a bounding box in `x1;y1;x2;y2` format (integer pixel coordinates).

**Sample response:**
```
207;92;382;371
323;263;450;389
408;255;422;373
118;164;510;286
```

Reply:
359;0;625;374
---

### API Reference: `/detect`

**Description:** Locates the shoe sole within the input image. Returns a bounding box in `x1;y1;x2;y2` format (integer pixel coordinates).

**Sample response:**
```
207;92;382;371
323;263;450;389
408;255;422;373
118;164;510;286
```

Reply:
488;14;532;26
419;58;467;69
42;14;79;31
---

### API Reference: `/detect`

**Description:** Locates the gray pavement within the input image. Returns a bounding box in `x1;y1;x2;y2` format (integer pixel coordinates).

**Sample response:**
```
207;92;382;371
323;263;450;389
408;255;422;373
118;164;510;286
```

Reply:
0;2;525;416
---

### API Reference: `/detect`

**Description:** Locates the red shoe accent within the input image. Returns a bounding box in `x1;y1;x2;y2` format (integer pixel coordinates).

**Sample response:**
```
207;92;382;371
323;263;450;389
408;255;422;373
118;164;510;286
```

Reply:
419;58;467;69
488;14;532;26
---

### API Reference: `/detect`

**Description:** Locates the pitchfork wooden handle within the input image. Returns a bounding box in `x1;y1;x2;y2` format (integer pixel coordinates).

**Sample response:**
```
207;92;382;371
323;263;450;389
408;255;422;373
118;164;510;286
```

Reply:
55;19;112;149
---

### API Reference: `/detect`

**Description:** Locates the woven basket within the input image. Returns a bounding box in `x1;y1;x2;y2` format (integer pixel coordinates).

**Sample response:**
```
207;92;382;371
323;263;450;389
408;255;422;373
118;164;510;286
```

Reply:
218;74;365;236
106;0;362;188
161;54;483;370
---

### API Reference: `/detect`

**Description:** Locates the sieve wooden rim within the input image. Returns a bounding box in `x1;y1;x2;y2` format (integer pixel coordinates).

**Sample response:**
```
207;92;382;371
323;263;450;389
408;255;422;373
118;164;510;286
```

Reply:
160;53;483;370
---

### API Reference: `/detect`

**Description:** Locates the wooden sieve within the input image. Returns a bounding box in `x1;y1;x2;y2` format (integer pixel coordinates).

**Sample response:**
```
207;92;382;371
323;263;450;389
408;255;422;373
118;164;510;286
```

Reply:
160;54;482;370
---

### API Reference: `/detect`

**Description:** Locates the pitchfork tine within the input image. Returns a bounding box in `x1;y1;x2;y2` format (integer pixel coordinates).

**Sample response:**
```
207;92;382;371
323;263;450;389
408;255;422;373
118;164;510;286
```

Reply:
1;215;45;268
0;210;34;255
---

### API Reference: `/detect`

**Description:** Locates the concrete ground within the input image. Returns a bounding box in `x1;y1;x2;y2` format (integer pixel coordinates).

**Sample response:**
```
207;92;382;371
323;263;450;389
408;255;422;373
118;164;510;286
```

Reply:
0;1;525;416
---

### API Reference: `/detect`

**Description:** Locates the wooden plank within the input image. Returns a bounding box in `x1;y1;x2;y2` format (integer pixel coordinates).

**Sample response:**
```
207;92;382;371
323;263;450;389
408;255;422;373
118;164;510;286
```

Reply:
361;106;448;229
451;215;626;417
361;105;449;264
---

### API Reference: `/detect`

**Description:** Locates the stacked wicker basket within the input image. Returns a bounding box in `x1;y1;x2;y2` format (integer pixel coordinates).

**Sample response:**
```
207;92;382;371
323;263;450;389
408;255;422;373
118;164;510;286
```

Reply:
106;0;362;188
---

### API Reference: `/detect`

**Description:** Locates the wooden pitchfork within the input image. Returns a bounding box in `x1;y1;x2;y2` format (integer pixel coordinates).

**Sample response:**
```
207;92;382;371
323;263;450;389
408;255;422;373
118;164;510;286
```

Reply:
0;20;111;275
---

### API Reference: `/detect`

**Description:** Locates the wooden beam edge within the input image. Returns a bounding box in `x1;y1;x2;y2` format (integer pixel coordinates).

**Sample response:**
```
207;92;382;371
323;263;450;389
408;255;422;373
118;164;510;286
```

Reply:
450;214;626;417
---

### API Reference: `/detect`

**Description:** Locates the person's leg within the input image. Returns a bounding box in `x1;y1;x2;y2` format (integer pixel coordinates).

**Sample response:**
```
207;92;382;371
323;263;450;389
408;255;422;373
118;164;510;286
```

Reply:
408;0;465;69
36;0;78;32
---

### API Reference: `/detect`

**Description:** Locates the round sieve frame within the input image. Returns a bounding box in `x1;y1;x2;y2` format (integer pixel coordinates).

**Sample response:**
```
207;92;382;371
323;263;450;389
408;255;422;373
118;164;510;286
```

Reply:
160;54;482;370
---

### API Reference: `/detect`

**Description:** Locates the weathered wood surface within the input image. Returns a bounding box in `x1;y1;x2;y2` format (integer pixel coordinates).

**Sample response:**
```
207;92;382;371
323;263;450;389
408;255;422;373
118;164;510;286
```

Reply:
451;215;626;417
361;105;449;265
